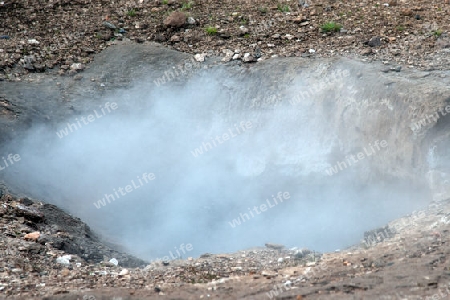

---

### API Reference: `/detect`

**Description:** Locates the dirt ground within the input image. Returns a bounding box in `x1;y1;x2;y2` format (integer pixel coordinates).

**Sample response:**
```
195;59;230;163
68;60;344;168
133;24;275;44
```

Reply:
1;0;449;82
1;189;450;299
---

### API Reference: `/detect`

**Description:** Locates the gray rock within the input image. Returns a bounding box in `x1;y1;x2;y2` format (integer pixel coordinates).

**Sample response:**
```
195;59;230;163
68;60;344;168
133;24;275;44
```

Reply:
98;30;112;41
294;248;312;258
154;34;166;42
33;63;46;72
381;66;402;73
239;26;249;35
20;197;33;206
14;203;43;221
368;36;381;47
219;32;231;39
298;0;309;8
265;243;284;250
242;53;254;62
194;53;206;62
109;258;119;266
254;47;261;59
222;49;234;62
70;63;84;71
103;21;117;30
22;55;36;70
187;17;196;25
118;268;129;276
56;255;71;266
83;48;96;53
170;35;181;42
27;39;39;45
361;48;373;56
25;243;44;254
37;233;51;245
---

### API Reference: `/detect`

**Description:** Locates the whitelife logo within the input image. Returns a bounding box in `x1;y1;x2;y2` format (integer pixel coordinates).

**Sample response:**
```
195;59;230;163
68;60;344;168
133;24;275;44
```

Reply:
289;69;351;105
56;102;118;139
325;140;388;176
190;121;253;158
0;153;21;171
93;172;155;209
150;243;194;262
153;56;202;87
228;192;290;228
411;104;450;132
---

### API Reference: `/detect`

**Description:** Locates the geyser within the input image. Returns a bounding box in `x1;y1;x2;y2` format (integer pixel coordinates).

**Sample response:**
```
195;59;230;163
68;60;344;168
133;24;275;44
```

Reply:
0;54;447;261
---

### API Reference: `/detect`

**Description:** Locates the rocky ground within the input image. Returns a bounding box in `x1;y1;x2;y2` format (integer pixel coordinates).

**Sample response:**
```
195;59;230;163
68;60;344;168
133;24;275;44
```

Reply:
1;187;450;299
1;1;450;299
1;0;450;81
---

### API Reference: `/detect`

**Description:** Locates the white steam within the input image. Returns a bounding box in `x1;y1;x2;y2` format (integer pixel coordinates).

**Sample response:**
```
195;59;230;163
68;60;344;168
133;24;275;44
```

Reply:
1;68;430;260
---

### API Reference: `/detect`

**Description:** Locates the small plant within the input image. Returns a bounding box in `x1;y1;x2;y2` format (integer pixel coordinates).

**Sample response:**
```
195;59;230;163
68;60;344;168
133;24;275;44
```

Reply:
205;26;217;35
181;1;193;10
277;4;290;12
162;0;168;4
321;22;342;33
433;29;443;37
127;9;136;16
396;25;405;31
244;33;250;38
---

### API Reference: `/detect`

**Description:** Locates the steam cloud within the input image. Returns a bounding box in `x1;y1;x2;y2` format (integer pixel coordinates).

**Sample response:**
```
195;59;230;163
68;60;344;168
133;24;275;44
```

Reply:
1;68;431;260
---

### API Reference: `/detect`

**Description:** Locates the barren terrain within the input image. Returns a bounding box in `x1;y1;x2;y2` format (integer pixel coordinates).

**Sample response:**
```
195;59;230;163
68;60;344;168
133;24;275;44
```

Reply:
1;0;450;82
1;1;450;299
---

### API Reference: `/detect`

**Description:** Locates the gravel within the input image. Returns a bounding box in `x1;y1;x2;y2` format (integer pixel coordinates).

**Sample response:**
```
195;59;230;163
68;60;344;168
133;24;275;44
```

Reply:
1;0;449;81
2;188;450;298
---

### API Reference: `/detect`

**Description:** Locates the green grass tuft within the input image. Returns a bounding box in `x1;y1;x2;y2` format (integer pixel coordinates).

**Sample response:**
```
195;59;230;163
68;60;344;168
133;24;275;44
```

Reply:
181;1;193;10
277;4;290;12
205;26;217;35
127;9;136;17
433;29;443;37
321;22;342;33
